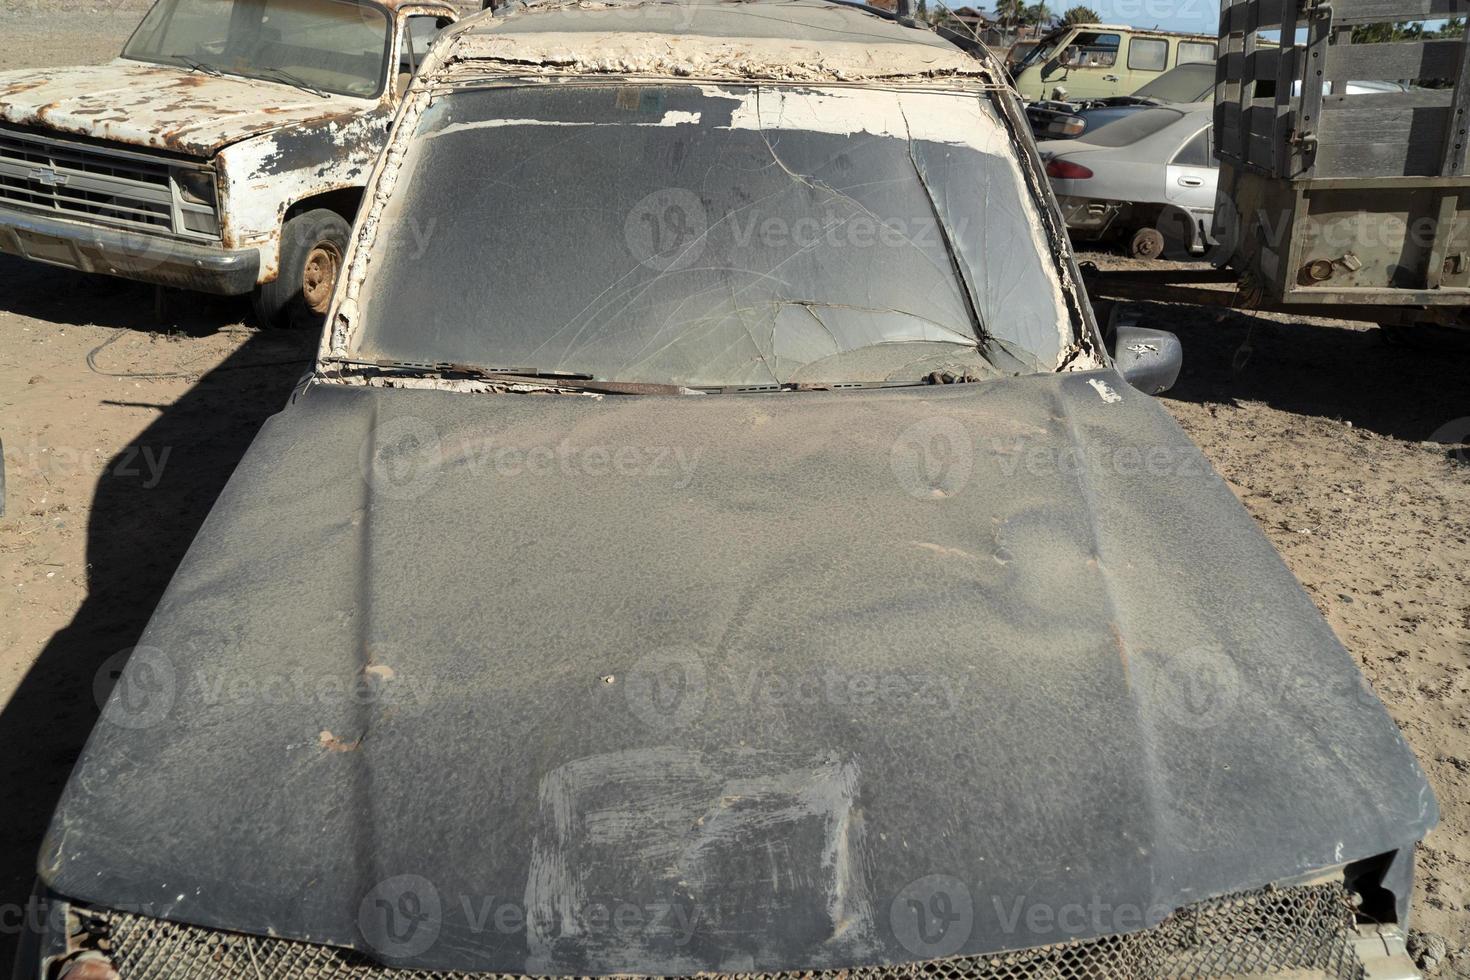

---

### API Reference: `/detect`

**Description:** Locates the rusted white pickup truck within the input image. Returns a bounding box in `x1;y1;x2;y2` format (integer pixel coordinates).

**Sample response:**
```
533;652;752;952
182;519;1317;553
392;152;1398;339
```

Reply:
0;0;456;326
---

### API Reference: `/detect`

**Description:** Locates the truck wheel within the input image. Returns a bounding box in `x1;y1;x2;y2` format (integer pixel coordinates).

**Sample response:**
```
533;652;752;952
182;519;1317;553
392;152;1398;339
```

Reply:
1129;227;1165;260
252;209;351;330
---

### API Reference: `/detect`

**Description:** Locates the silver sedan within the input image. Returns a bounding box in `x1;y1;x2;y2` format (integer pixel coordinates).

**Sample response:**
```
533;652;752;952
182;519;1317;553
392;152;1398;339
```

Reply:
1037;102;1215;259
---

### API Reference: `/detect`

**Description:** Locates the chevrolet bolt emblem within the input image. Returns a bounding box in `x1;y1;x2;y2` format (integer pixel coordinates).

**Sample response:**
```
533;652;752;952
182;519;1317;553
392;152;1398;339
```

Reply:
29;167;68;187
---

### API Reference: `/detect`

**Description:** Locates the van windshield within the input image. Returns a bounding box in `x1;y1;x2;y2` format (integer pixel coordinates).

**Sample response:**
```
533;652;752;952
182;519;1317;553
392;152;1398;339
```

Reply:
123;0;390;98
348;83;1078;388
1015;29;1067;71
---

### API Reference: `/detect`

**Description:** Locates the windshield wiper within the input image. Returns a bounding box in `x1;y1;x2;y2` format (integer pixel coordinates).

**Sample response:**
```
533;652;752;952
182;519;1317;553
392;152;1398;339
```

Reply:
170;54;223;76
335;359;698;396
253;67;330;98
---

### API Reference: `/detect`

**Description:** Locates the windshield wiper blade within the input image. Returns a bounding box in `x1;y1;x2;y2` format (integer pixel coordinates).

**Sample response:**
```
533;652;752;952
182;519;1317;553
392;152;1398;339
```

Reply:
341;359;697;396
170;54;222;76
254;67;330;98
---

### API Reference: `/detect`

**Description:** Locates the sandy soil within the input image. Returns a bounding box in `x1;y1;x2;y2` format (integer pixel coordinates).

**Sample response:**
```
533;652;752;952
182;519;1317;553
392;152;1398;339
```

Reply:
0;15;1467;977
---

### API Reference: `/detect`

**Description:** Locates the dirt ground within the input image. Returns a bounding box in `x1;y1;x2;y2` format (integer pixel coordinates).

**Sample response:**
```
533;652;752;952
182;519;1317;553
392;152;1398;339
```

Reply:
1;10;1467;976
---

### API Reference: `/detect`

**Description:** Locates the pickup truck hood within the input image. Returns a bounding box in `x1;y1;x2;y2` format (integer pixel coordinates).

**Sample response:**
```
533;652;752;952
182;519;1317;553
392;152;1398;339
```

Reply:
43;374;1436;973
0;61;368;156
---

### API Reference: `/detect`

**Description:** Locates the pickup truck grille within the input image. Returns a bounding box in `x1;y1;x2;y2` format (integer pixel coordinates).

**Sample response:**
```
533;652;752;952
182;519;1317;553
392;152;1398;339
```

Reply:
0;124;214;239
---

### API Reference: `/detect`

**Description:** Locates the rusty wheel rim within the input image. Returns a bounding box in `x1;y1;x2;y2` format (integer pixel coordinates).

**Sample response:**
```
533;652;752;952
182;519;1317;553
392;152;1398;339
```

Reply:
302;241;343;314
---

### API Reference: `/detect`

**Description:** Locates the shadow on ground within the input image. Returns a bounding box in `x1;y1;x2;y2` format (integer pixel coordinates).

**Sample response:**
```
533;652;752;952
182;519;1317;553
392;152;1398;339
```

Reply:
0;256;250;337
1133;302;1470;445
0;259;313;971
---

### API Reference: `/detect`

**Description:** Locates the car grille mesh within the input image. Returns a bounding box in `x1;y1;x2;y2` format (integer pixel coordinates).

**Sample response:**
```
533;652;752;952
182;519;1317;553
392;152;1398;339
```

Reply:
0;125;176;234
77;883;1363;980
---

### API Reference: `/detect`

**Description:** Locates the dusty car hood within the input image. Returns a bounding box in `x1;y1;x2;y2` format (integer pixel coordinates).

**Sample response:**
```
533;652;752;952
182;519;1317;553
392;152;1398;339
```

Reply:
43;373;1436;972
0;61;369;156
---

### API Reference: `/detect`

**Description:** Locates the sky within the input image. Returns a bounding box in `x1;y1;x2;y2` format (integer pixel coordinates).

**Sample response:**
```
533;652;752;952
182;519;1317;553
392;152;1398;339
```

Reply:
1073;0;1219;35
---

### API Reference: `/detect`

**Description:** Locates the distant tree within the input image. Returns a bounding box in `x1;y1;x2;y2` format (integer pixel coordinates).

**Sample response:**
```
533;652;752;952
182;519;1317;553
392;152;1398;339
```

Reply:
1061;4;1100;24
995;0;1027;31
1433;16;1466;37
1026;2;1052;26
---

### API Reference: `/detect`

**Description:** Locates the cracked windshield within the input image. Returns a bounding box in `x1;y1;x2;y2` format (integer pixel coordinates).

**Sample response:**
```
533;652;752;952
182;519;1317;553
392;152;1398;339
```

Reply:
353;83;1077;388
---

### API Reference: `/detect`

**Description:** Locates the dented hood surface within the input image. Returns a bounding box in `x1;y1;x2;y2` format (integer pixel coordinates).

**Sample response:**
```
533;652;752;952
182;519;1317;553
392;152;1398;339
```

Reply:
45;374;1435;973
0;61;367;156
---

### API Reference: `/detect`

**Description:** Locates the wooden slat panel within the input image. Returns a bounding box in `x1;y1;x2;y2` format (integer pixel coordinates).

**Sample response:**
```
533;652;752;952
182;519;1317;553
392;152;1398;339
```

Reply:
1247;100;1278;170
1315;100;1452;175
1247;46;1281;84
1227;0;1293;30
1273;0;1299;177
1330;0;1470;25
1218;108;1245;163
1325;39;1464;81
1438;19;1470;174
1296;8;1332;177
1222;0;1250;35
1321;88;1454;111
1314;139;1449;175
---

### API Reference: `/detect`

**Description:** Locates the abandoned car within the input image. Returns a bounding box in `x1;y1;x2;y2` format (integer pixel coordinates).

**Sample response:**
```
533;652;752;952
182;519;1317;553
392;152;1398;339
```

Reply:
1039;103;1217;260
0;0;456;327
17;1;1437;979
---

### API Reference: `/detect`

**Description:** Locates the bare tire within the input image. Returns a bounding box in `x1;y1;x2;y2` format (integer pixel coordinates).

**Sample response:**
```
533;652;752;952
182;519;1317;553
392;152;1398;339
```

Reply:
1129;226;1165;260
252;208;351;330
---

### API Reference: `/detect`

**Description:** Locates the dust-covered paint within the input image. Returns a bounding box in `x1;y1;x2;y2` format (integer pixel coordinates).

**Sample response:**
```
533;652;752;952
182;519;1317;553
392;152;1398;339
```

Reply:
448;30;993;82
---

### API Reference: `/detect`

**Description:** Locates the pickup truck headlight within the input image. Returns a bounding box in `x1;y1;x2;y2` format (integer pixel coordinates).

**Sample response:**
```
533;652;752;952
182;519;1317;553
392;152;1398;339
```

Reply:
172;167;221;237
173;168;217;207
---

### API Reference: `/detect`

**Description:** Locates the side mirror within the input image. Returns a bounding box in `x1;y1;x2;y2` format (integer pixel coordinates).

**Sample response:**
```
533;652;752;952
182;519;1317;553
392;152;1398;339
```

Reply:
1109;320;1182;395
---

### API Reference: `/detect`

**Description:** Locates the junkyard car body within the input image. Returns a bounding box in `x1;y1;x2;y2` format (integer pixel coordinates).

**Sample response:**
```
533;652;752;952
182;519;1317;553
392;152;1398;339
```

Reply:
0;0;454;303
19;2;1436;979
1039;102;1217;256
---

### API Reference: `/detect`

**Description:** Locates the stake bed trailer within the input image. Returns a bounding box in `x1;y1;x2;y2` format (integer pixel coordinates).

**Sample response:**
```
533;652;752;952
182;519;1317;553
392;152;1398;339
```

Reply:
1086;0;1470;329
